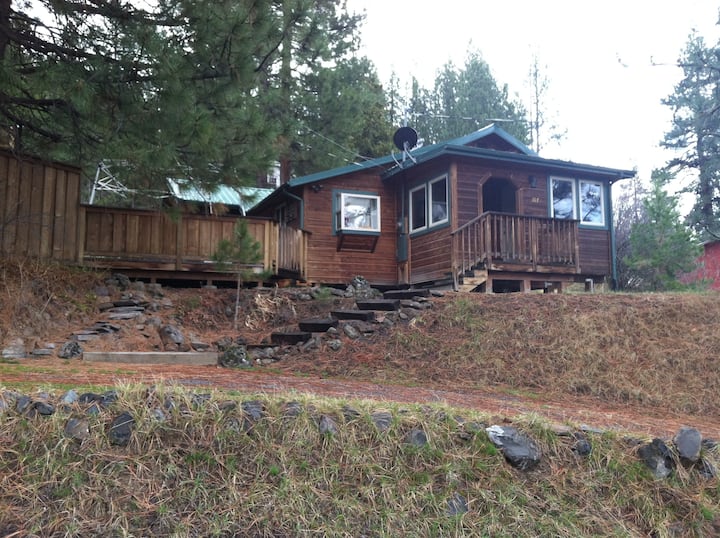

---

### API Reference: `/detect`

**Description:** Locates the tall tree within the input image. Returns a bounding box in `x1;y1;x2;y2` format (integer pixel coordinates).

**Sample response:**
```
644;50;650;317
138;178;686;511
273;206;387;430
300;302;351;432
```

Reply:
614;176;649;290
626;169;700;291
526;54;566;154
0;0;282;195
662;32;720;239
292;56;394;176
405;51;529;145
269;0;367;181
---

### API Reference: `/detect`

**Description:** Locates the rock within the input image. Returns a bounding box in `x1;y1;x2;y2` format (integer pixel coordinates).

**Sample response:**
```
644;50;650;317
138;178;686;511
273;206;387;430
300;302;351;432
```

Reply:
371;411;393;432
318;415;339;435
486;425;542;471
446;492;468;516
242;400;265;422
108;412;135;446
342;324;361;339
638;438;675;479
15;395;32;414
282;401;303;419
219;345;250;367
572;433;592;457
64;418;90;441
2;338;25;359
157;324;188;351
61;390;79;405
327;339;343;351
58;341;82;359
405;428;428;447
342;405;361;421
674;427;702;464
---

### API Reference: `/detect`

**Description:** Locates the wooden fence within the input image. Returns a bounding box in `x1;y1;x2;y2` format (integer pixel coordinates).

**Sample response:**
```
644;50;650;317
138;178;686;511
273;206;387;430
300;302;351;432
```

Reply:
0;150;82;262
0;151;306;279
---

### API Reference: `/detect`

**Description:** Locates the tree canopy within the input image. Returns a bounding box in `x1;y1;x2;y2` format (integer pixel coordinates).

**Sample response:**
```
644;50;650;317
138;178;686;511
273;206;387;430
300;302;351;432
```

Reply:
663;32;720;239
389;51;529;146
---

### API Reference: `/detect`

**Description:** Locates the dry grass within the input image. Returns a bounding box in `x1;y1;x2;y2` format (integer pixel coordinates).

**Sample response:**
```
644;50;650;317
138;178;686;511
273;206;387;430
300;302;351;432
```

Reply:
1;384;719;537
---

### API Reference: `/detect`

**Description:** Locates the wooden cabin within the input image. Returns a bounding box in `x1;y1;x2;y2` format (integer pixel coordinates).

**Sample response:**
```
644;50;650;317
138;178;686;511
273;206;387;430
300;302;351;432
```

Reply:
248;124;636;292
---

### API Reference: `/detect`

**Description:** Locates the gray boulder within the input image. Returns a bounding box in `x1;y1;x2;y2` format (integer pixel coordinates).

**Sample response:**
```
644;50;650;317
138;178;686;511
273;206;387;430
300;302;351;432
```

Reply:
674;427;702;464
638;438;675;479
157;324;189;351
486;425;542;471
58;341;82;359
108;412;135;446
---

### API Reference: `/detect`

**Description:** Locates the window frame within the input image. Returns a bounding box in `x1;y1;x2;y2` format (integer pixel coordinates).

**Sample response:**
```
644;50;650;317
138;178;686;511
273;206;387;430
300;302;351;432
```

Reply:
409;183;428;233
549;176;608;229
409;174;449;235
550;177;577;220
429;175;449;226
333;191;381;234
578;179;606;227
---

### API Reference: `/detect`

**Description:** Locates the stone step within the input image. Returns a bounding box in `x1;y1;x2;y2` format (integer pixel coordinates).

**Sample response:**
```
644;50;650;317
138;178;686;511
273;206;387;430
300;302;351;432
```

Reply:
355;299;401;311
383;289;430;300
270;331;312;345
298;318;339;332
83;351;218;366
330;310;376;321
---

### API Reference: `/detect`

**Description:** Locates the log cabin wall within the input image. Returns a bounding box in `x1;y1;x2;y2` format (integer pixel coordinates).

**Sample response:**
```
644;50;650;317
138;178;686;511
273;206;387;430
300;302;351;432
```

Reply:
301;172;398;285
0;151;82;262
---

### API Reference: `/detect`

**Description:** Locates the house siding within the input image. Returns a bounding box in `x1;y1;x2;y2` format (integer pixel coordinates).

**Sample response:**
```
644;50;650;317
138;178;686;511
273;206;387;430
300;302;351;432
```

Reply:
302;173;399;285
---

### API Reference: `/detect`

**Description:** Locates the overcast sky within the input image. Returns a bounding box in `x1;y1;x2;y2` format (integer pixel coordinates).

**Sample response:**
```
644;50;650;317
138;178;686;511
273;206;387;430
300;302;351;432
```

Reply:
347;1;720;184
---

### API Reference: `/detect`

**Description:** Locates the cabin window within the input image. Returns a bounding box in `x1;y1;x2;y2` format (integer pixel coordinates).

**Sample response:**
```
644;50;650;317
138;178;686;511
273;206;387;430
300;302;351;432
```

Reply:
579;180;605;226
551;178;576;220
430;176;449;225
550;177;607;227
410;175;448;233
335;192;381;233
409;184;427;232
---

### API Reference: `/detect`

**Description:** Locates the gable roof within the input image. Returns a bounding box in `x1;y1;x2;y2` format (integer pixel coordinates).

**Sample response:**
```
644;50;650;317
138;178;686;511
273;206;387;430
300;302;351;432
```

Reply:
248;124;635;213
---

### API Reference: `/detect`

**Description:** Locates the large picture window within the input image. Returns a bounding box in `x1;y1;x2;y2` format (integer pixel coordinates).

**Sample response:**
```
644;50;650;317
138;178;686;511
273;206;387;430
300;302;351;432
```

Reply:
335;192;381;233
550;177;606;227
579;180;605;226
551;177;576;220
410;175;448;233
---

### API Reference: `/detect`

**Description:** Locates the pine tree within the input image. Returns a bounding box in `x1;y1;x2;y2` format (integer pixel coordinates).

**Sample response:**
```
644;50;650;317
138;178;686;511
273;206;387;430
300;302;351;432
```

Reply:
662;32;720;239
626;170;700;291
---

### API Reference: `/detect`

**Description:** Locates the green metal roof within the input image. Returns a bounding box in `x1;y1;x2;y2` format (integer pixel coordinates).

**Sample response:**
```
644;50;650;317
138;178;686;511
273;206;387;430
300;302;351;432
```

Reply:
247;124;635;215
167;178;273;213
381;143;635;182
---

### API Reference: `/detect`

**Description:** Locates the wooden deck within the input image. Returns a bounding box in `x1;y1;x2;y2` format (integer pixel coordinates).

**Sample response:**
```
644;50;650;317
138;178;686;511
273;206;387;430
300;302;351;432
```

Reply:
451;212;580;289
1;150;307;281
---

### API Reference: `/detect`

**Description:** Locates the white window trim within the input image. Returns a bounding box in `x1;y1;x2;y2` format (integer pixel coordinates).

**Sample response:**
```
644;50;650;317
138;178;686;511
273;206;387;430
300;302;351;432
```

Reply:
336;192;381;233
579;179;606;227
550;177;577;220
429;175;449;226
409;184;427;233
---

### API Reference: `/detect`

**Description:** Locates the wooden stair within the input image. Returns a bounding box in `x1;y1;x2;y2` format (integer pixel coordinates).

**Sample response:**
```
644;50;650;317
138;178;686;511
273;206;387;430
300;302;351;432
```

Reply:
457;269;488;292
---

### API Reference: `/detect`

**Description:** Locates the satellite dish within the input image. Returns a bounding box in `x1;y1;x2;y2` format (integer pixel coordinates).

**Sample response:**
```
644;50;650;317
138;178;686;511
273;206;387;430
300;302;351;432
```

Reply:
393;126;418;151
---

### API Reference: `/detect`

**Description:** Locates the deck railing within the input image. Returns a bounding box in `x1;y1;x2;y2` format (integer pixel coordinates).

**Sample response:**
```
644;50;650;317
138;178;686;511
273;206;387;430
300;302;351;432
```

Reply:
451;212;580;276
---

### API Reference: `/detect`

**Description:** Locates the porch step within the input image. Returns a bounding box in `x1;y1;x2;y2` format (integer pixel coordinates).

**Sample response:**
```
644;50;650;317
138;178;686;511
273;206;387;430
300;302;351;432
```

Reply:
458;269;488;293
270;331;312;345
298;317;339;332
330;310;376;321
355;299;401;311
383;289;430;300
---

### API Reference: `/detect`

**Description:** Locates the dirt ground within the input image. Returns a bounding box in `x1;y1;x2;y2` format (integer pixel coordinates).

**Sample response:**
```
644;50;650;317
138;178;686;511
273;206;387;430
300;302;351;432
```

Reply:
3;276;720;440
2;357;718;439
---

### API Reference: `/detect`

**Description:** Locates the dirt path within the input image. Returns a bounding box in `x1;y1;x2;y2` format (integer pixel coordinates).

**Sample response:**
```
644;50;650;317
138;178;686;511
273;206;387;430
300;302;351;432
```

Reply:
3;358;718;440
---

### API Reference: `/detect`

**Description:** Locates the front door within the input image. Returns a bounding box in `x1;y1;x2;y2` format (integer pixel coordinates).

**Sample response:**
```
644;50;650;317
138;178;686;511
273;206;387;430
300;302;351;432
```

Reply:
482;177;517;214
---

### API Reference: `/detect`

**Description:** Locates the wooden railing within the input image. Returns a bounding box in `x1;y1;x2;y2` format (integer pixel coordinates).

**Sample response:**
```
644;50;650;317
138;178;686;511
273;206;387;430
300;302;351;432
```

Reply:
81;206;308;277
451;212;580;276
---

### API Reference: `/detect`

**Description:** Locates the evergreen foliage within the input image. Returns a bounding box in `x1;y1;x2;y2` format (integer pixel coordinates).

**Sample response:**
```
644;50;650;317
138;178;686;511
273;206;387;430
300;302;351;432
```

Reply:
626;170;700;291
663;32;720;239
389;51;529;145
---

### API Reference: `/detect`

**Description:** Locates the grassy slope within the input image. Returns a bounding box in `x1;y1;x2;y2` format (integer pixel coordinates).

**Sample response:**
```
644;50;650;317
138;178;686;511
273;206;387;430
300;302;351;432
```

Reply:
2;259;720;536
